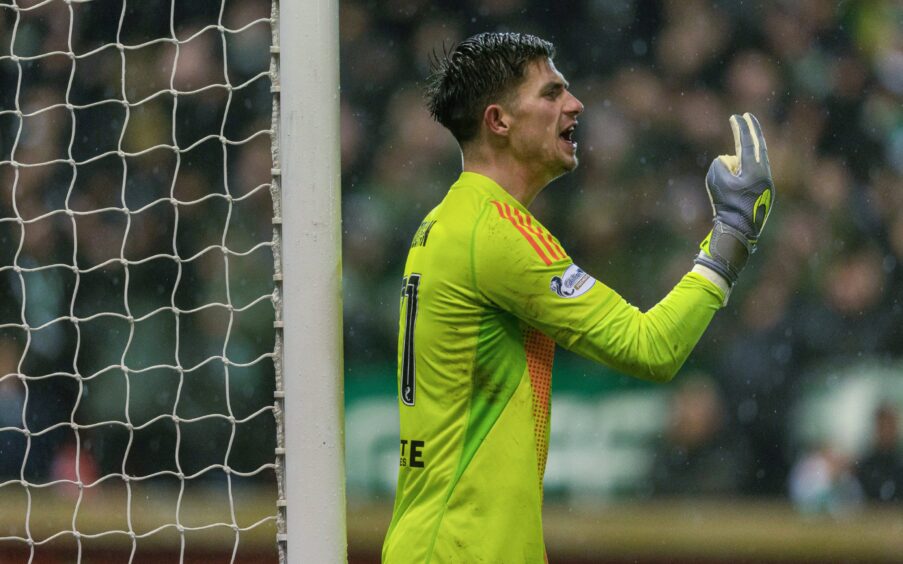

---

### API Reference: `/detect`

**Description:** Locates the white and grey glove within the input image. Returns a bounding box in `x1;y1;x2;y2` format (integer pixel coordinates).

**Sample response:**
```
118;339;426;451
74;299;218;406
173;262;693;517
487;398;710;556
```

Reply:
694;112;775;285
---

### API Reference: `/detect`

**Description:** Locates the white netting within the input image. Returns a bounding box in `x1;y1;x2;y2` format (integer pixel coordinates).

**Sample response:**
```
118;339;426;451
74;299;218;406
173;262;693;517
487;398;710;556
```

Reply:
0;0;280;561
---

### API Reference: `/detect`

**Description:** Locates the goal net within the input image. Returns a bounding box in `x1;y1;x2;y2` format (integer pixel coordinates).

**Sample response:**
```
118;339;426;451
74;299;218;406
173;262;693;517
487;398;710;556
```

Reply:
0;0;325;561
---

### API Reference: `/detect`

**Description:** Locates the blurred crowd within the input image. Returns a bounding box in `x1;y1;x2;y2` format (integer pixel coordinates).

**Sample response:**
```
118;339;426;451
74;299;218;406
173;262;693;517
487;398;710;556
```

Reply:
0;0;276;485
1;0;901;511
340;0;903;498
652;374;903;510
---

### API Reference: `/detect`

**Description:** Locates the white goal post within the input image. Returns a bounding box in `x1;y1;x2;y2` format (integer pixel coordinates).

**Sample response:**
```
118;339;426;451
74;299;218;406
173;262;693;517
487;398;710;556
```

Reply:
276;0;347;562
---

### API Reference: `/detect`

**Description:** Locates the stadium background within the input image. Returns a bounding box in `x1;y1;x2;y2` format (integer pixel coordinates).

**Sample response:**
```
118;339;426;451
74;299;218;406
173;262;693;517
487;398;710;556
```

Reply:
340;0;903;561
0;0;901;562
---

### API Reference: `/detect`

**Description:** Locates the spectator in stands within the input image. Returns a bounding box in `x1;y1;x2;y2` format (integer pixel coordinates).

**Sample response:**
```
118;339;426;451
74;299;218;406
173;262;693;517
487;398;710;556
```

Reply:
856;403;903;503
789;444;863;516
650;374;752;496
0;341;26;480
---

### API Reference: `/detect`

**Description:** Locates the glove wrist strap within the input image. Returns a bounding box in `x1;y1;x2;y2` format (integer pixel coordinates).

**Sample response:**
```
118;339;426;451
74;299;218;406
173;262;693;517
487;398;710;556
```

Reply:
694;222;752;285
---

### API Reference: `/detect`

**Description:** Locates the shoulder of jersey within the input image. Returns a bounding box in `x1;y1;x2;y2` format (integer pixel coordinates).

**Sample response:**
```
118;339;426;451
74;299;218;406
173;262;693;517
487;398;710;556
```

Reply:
487;200;568;266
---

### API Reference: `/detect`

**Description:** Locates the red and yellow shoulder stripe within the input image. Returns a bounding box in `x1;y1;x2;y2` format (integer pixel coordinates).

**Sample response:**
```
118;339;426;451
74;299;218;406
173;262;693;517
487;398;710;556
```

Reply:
490;201;567;265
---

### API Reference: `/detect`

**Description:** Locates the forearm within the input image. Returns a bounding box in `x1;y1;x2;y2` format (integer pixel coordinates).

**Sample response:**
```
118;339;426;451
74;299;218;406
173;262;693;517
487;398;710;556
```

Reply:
565;271;724;382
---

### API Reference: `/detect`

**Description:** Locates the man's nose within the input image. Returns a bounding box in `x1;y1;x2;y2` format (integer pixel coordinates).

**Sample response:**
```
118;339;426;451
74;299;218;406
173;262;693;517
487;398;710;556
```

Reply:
566;92;584;116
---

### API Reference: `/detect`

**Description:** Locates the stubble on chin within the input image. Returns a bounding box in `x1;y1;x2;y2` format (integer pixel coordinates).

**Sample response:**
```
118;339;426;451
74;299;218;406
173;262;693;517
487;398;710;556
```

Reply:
561;152;579;174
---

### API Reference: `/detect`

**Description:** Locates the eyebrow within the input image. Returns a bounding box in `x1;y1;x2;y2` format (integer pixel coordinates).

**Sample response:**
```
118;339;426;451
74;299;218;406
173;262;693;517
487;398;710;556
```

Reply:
540;80;568;95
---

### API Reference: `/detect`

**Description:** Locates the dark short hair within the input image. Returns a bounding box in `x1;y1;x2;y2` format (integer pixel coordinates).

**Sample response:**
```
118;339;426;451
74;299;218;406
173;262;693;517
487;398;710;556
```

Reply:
424;32;555;145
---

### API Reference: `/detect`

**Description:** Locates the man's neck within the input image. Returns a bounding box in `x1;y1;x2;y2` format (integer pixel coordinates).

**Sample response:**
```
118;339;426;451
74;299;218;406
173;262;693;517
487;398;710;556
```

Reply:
462;151;549;208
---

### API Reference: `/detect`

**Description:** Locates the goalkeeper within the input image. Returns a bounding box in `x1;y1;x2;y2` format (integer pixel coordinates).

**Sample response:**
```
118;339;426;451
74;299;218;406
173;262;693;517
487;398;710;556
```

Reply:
383;32;774;563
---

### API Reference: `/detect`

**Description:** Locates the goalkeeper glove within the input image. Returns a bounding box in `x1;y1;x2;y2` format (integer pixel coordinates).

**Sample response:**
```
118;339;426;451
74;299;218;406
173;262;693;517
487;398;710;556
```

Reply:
694;112;774;286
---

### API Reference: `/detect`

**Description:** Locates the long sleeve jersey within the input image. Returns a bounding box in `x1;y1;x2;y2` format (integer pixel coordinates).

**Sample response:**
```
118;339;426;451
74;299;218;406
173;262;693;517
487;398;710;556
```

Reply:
382;171;725;563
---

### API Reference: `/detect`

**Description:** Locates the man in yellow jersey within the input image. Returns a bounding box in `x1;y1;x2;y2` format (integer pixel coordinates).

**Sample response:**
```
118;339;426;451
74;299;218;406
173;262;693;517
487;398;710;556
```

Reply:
382;32;774;563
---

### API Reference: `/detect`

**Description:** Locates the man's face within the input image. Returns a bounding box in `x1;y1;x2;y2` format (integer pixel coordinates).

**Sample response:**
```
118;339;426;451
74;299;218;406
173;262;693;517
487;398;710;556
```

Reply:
505;59;584;179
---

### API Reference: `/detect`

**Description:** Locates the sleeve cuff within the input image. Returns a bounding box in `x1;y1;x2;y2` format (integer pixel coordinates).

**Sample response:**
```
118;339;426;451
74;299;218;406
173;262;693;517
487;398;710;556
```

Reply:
691;264;732;306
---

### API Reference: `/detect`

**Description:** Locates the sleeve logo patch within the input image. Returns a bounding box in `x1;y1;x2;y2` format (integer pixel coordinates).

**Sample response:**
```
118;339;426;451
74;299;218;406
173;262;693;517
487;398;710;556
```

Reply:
550;264;595;298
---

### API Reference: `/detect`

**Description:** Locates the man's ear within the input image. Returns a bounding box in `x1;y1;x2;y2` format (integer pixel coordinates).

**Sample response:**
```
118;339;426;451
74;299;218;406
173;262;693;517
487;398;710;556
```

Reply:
483;104;510;137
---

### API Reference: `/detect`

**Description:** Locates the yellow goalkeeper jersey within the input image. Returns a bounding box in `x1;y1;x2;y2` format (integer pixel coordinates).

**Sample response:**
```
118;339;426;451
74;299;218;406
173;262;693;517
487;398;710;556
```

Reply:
382;172;724;563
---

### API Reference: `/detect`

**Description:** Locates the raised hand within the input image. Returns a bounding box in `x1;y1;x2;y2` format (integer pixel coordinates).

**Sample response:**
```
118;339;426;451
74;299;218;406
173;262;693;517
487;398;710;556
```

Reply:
695;113;775;285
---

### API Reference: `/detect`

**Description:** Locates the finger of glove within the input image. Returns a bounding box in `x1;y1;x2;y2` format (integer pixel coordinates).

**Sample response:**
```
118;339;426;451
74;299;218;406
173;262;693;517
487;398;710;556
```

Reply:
745;113;767;157
706;155;736;202
743;114;775;223
744;112;772;172
730;114;758;173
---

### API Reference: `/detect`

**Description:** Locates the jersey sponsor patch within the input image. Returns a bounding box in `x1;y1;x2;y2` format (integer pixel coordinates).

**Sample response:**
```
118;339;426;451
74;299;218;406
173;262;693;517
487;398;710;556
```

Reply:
550;264;595;298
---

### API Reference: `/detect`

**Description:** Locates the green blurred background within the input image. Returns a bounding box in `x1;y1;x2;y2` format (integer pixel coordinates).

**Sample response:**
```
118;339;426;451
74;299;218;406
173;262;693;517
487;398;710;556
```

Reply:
340;0;903;561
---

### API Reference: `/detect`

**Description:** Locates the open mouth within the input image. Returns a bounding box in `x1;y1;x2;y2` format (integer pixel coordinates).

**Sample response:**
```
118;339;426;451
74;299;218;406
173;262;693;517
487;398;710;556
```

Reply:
559;123;577;146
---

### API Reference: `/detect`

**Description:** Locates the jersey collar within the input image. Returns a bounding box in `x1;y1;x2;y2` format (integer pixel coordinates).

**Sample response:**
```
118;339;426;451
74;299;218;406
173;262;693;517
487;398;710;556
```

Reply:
453;171;528;213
